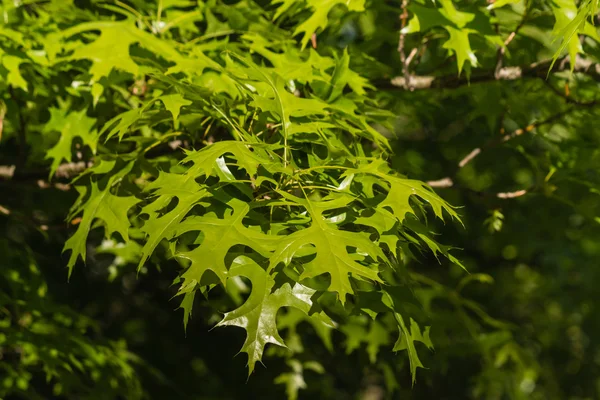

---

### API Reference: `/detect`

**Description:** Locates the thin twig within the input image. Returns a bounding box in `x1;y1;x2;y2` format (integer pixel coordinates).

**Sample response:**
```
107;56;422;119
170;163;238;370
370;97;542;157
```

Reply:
495;2;529;79
398;0;413;90
427;103;599;197
381;56;600;91
428;177;454;188
1;137;190;182
405;47;418;68
541;78;598;106
0;100;6;142
310;33;317;49
458;148;481;168
496;189;527;199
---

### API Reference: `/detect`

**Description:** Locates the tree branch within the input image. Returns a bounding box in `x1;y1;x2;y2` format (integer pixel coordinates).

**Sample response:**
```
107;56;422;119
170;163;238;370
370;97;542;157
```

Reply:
0;161;90;181
495;1;529;79
1;139;191;183
398;0;413;90
427;102;600;197
378;56;600;91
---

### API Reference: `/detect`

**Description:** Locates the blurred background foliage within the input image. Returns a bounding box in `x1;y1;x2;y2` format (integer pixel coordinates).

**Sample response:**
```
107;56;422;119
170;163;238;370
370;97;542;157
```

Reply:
1;0;600;399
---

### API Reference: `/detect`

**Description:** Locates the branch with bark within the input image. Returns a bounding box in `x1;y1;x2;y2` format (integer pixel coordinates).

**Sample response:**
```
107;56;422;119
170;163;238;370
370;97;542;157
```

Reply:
427;102;600;199
378;56;600;91
494;0;530;79
0;138;191;184
398;0;414;91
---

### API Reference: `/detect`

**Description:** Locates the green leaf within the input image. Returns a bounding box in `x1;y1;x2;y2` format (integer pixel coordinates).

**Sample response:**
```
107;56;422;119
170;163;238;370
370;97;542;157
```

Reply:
383;290;433;385
391;317;433;385
137;141;276;271
172;196;278;292
64;180;139;276
347;160;460;223
182;141;275;179
60;21;143;81
443;27;478;74
138;172;210;271
57;20;218;81
1;55;28;91
229;54;327;156
217;256;316;375
340;317;392;363
277;307;335;353
274;359;307;400
160;94;192;122
439;0;475;28
178;291;196;333
327;49;372;101
0;27;25;46
365;320;391;364
487;0;521;10
100;109;140;141
272;0;298;20
402;2;479;73
402;4;454;34
281;0;366;50
243;33;334;83
549;0;599;72
269;192;385;303
43;108;97;177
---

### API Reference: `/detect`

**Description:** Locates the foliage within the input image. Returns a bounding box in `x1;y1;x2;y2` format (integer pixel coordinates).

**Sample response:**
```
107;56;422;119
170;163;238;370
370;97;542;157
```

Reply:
1;0;599;399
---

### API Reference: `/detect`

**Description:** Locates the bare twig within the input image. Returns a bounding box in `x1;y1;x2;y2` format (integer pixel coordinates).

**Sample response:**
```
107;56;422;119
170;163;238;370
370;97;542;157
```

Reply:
497;189;527;199
390;75;434;89
427;177;454;188
1;135;191;184
310;33;317;49
54;161;91;179
458;148;482;168
405;47;418;67
495;2;529;79
380;56;600;91
0;165;16;179
541;77;598;106
427;103;600;197
0;161;89;182
398;0;413;90
0;100;6;142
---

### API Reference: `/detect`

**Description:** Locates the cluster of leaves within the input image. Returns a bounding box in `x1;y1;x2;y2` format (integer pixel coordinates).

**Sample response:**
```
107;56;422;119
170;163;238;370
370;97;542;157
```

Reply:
0;218;144;398
2;0;600;399
55;0;464;381
360;0;600;398
1;0;464;393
